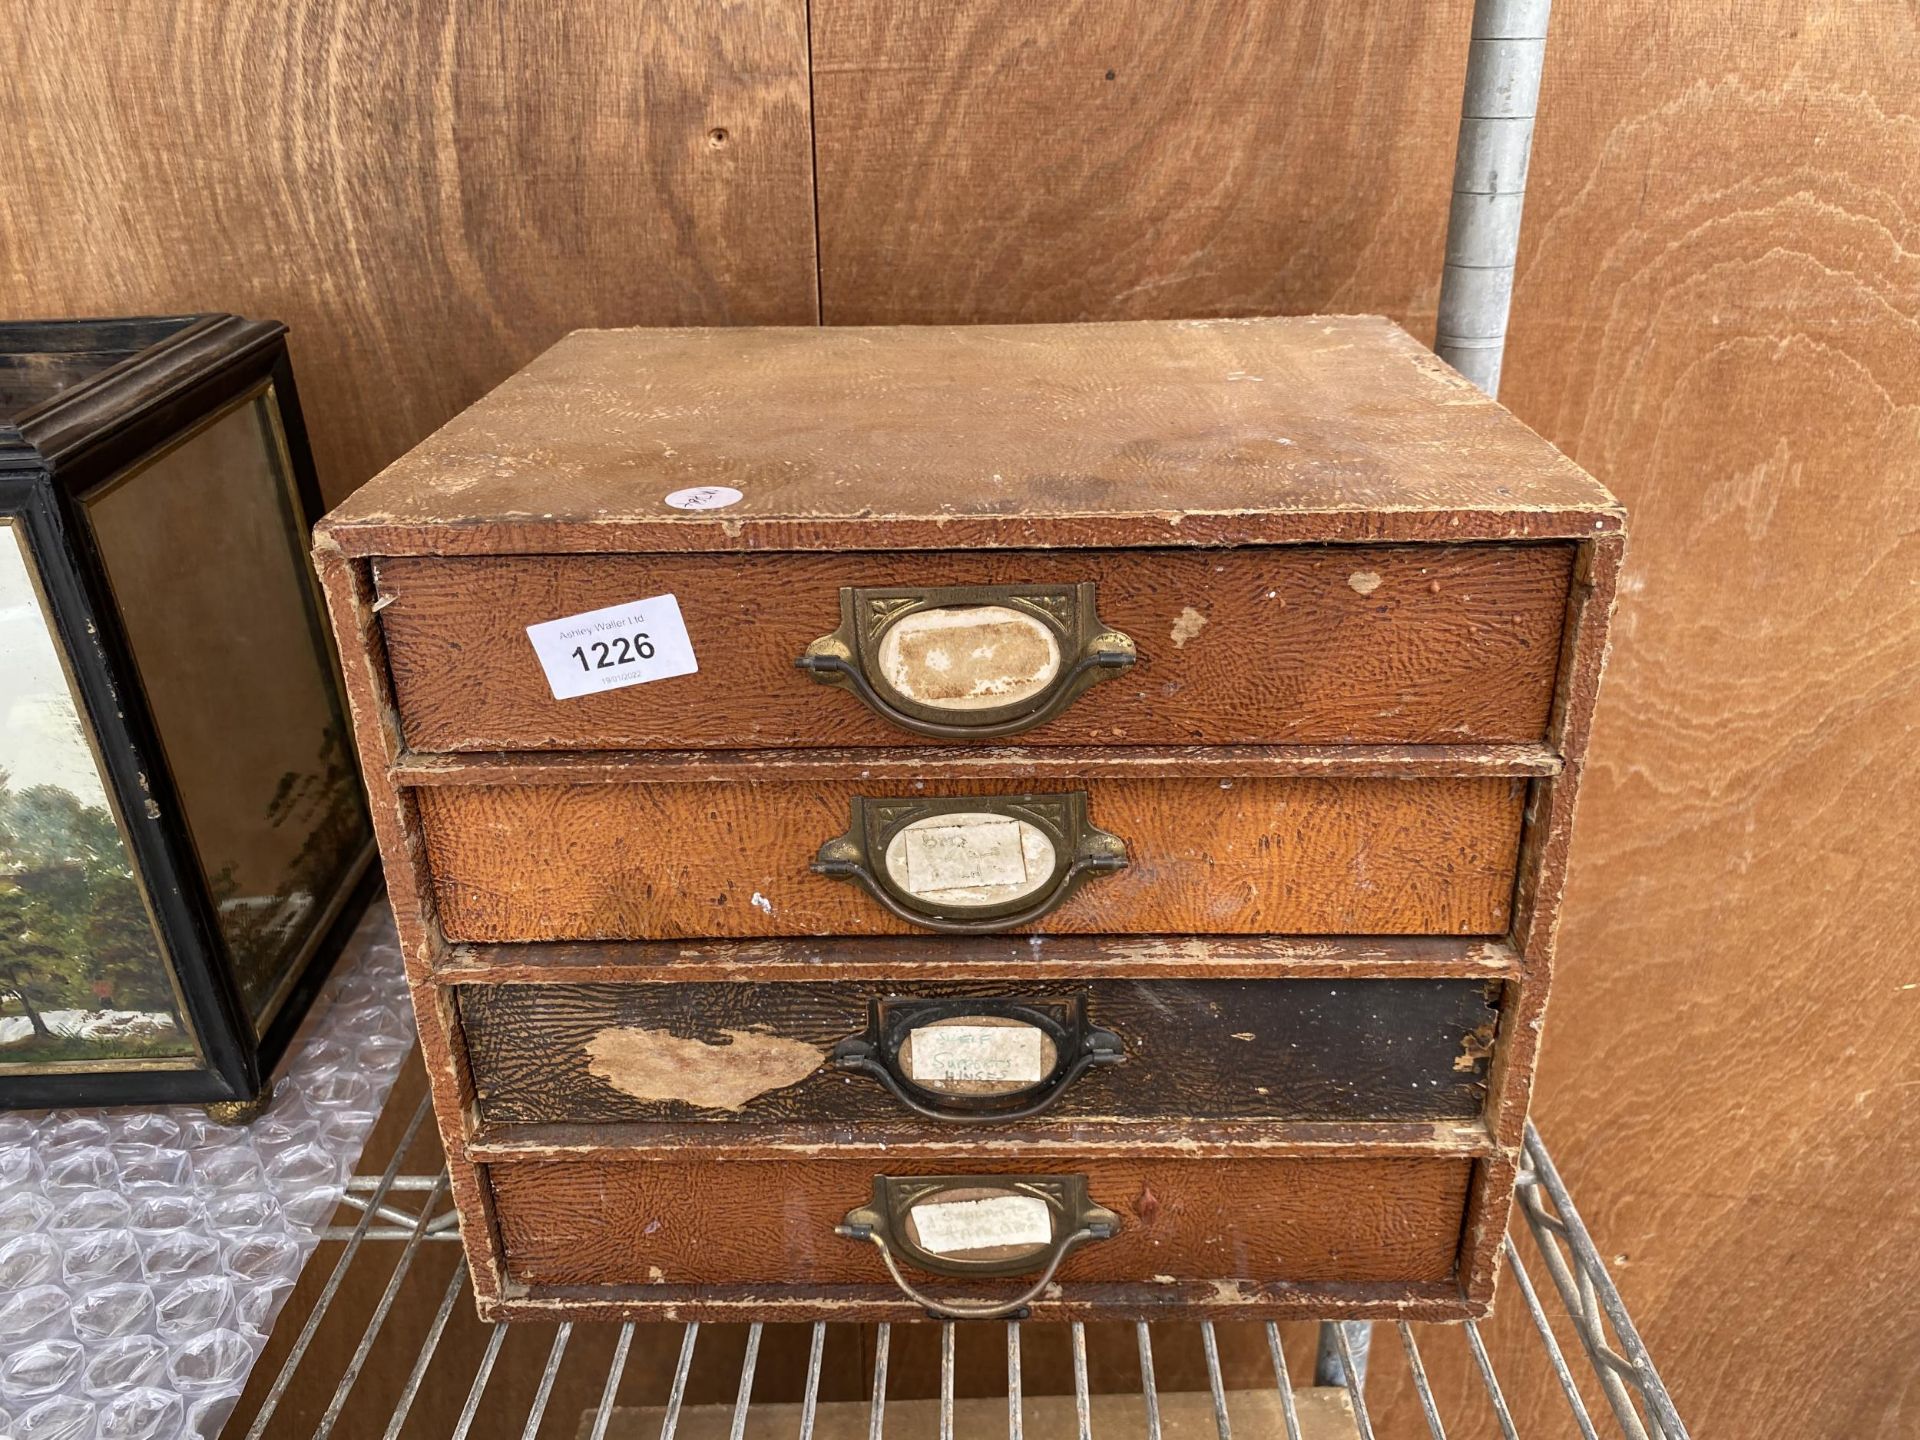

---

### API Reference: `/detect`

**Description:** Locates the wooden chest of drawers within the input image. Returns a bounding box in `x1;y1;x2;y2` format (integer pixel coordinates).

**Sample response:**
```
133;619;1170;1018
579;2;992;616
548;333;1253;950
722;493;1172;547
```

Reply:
314;317;1622;1323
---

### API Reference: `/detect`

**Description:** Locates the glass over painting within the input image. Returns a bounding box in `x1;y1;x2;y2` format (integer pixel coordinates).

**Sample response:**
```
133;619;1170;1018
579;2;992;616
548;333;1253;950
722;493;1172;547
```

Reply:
84;387;370;1034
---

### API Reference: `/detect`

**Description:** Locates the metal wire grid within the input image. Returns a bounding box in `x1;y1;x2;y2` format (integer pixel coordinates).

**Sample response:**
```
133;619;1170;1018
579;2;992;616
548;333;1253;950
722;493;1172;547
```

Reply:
221;8;1625;1436
228;1086;1688;1440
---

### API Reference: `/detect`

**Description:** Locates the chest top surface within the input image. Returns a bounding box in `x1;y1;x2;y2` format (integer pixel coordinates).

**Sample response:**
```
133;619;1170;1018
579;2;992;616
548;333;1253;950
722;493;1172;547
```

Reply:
317;316;1621;557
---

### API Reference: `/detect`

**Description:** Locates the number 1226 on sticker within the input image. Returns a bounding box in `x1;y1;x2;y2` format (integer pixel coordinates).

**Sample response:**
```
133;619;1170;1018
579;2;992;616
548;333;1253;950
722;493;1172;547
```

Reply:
525;594;699;700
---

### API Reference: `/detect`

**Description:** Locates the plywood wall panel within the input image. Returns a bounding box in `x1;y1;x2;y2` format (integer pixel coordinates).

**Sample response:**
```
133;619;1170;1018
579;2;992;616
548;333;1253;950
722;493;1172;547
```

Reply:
0;1;819;503
9;1;1916;1432
810;0;1473;328
810;3;1920;1435
1500;6;1920;1437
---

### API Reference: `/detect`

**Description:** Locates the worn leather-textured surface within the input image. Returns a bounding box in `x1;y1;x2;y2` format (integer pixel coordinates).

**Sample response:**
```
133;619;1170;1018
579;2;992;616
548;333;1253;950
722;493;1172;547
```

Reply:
373;543;1575;751
317;317;1622;556
313;316;1622;1322
415;774;1527;940
459;977;1500;1126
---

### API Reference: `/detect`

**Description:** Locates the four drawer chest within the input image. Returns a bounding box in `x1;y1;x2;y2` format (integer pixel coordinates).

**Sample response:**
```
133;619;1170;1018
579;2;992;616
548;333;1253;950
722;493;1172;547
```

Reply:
314;316;1623;1323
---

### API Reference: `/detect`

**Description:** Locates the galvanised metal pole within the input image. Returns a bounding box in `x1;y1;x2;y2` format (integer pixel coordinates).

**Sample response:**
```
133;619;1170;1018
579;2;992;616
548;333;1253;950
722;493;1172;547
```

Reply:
1316;5;1554;1379
1313;1318;1374;1394
1434;0;1553;398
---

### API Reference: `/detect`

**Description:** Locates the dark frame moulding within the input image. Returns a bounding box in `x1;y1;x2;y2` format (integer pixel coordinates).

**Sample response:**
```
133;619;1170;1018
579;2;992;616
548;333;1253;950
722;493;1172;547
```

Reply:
0;314;381;1111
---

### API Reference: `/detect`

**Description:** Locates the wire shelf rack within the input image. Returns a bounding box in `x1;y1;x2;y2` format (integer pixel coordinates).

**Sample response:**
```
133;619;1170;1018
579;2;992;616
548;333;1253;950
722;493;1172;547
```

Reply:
222;1058;1688;1440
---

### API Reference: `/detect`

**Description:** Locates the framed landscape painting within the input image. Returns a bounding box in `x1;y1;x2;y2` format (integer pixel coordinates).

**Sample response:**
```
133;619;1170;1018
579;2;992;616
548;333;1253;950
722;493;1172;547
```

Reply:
0;520;198;1070
0;314;378;1111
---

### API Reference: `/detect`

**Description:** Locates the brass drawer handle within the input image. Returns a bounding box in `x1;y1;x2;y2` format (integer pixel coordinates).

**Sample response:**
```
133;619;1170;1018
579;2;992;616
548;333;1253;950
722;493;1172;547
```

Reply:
832;996;1124;1123
813;793;1126;934
838;1174;1119;1320
796;583;1136;738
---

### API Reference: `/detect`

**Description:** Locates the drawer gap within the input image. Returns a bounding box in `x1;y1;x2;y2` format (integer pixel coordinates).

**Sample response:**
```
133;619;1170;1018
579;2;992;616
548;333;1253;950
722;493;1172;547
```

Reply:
483;1279;1475;1324
465;1117;1500;1161
433;934;1522;983
390;741;1564;786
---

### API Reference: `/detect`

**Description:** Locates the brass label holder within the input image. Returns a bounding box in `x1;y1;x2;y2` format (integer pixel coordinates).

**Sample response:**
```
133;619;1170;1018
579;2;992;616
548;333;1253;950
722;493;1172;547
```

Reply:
812;792;1127;933
832;994;1125;1122
838;1173;1120;1320
796;582;1135;738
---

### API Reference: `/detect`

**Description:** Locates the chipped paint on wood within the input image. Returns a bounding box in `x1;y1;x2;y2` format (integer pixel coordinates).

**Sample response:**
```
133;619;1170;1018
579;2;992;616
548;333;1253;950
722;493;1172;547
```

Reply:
1169;606;1208;647
585;1026;824;1111
1348;571;1383;595
1454;1016;1499;1073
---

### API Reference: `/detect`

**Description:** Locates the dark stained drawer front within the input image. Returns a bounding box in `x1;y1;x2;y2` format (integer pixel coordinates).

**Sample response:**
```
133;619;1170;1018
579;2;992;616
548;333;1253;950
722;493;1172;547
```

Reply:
489;1154;1473;1291
459;978;1500;1128
373;544;1573;752
417;774;1527;941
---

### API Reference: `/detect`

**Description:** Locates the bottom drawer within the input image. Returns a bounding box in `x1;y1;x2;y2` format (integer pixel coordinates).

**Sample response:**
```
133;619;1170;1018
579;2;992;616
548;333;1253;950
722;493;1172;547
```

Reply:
487;1154;1472;1304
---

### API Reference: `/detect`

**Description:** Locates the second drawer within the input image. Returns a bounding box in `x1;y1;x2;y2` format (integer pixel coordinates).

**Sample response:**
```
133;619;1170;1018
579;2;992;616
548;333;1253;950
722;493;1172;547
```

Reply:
417;774;1529;940
458;977;1500;1129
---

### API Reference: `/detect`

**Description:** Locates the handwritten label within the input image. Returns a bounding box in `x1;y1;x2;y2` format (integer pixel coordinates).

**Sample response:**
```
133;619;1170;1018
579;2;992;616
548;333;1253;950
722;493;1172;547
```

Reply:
526;594;697;700
663;486;743;511
902;818;1029;895
907;1025;1045;1085
910;1195;1052;1257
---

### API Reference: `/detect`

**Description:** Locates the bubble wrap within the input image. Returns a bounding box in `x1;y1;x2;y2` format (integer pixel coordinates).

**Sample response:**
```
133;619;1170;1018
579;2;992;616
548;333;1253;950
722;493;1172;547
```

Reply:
0;903;411;1440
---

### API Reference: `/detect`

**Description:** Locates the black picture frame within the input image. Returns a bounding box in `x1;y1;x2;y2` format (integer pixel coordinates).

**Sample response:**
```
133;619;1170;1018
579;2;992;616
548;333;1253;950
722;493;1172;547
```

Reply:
0;314;379;1113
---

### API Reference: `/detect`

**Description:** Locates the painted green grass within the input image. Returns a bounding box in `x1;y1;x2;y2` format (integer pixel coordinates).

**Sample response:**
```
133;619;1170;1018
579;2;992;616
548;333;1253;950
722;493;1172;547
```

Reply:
0;1031;195;1064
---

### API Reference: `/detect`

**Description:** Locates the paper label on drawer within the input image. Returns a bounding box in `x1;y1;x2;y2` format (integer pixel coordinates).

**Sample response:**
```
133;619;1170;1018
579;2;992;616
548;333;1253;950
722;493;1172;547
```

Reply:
902;818;1029;894
525;594;698;700
907;1025;1045;1085
910;1195;1052;1256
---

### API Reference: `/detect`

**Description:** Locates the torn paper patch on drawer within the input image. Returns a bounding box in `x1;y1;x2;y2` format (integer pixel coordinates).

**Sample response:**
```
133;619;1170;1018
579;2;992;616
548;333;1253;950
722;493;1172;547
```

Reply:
910;1194;1052;1256
526;594;697;699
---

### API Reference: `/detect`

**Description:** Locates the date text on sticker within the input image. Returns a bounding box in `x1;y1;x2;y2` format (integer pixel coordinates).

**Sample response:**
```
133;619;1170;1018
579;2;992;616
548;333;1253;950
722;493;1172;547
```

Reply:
526;594;698;700
664;486;743;511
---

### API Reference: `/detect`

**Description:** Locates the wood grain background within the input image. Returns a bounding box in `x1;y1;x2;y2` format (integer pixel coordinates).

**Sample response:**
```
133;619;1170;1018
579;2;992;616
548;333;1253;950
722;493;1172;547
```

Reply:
0;0;820;504
7;1;1915;1434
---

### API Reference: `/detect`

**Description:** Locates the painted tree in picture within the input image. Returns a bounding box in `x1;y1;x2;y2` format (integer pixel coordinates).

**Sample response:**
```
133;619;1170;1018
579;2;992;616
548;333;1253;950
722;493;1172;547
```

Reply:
0;527;191;1063
0;876;61;1039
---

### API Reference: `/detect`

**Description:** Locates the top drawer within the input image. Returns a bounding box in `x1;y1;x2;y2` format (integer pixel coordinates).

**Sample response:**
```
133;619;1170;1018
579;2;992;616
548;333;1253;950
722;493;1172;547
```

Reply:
374;544;1572;752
